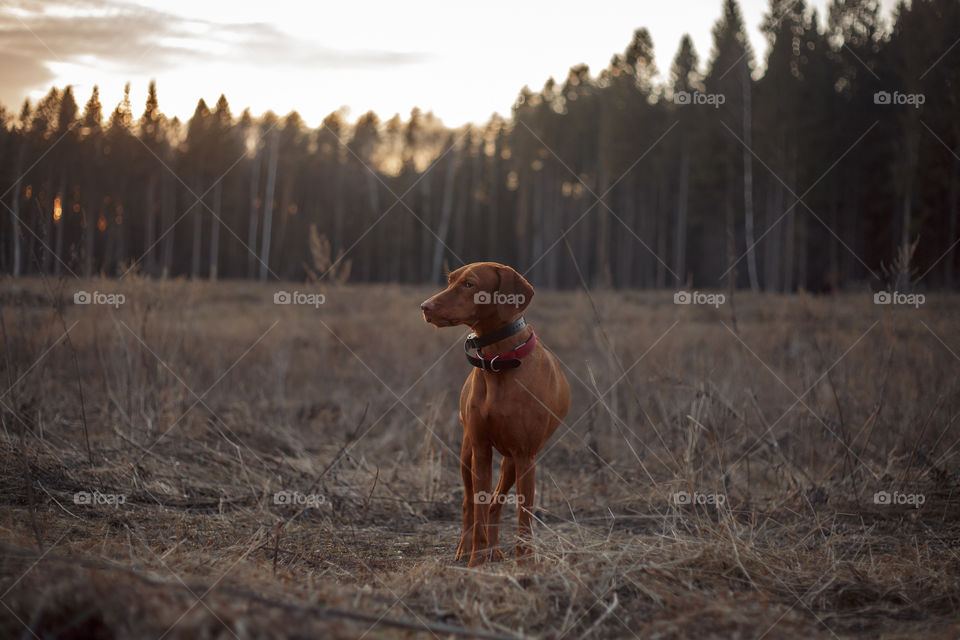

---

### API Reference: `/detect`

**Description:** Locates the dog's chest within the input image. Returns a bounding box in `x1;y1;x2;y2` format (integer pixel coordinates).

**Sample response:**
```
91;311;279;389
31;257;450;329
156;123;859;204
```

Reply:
462;370;553;448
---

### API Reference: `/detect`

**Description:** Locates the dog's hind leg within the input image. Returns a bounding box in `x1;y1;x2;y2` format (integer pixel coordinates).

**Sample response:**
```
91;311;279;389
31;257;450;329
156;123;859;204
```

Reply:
514;456;536;560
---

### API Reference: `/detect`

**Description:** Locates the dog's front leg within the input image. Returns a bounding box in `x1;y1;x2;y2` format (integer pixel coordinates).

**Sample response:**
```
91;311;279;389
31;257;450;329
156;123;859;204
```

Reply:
455;433;474;562
468;443;493;567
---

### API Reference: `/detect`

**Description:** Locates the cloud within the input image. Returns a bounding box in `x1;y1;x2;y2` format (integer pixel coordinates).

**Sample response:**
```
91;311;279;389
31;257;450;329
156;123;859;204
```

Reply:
0;50;57;108
0;0;428;106
210;20;429;68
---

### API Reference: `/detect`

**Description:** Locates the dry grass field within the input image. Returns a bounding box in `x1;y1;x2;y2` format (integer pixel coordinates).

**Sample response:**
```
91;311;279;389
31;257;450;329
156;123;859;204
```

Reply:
1;275;959;639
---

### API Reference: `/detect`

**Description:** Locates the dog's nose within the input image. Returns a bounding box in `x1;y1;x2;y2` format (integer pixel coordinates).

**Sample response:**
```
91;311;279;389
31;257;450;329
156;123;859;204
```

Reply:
421;300;435;312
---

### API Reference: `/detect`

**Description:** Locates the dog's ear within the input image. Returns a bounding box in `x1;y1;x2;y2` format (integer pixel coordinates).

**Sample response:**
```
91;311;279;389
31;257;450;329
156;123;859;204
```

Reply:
496;265;534;322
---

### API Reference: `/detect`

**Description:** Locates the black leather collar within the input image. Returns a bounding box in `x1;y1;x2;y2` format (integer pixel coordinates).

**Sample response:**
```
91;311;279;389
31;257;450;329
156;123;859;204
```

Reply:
464;317;526;351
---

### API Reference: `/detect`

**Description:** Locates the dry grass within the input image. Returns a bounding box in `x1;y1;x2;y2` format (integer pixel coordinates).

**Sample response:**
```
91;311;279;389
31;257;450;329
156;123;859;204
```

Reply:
1;275;959;639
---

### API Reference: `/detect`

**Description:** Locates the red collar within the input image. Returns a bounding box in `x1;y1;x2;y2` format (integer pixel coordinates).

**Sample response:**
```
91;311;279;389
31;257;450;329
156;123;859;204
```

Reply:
480;330;537;361
465;330;537;371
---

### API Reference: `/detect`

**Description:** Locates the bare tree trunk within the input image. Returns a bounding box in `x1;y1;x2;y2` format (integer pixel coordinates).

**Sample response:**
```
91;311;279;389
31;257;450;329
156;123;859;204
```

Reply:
115;202;127;275
209;182;221;280
7;144;24;277
259;132;279;282
545;166;561;288
530;168;544;282
82;205;94;277
452;153;470;262
144;176;157;277
398;174;415;283
742;64;759;292
783;205;795;291
83;166;97;278
487;139;499;259
828;177;840;291
53;180;64;276
430;154;459;283
725;177;736;291
593;165;610;288
333;157;344;255
673;137;689;288
102;209;114;275
544;170;555;279
365;172;380;279
763;177;782;292
467;145;482;258
783;156;797;292
796;199;807;291
897;133;920;291
946;153;959;288
274;179;293;279
646;184;658;288
41;178;53;274
656;179;667;289
617;181;634;287
190;181;203;279
247;147;261;279
160;172;174;278
516;170;531;271
418;173;432;281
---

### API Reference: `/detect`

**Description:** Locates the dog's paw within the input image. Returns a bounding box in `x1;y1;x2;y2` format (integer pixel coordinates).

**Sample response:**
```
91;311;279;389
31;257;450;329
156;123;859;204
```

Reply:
490;548;506;563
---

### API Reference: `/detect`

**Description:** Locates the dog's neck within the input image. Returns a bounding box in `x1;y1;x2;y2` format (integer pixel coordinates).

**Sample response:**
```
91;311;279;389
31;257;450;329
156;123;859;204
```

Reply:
471;316;532;355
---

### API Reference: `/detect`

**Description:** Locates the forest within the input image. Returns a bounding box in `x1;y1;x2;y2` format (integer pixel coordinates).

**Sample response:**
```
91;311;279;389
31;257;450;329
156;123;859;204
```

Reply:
1;0;958;292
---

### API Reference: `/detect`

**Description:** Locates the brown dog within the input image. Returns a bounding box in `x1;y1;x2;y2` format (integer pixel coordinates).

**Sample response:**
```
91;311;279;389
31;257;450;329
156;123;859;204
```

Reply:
421;262;570;566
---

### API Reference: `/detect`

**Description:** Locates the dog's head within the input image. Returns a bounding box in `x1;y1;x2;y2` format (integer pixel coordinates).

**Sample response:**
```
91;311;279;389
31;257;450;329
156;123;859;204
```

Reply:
420;262;534;331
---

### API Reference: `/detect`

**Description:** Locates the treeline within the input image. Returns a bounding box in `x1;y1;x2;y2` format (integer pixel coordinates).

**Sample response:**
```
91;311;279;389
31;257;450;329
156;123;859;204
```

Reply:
1;0;958;290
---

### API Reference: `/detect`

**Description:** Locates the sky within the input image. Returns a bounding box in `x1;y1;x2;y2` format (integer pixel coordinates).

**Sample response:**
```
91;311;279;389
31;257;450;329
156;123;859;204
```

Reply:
0;0;902;128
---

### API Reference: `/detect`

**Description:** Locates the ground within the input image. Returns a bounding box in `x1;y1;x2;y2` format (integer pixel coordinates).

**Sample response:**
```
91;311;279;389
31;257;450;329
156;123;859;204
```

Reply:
0;276;958;639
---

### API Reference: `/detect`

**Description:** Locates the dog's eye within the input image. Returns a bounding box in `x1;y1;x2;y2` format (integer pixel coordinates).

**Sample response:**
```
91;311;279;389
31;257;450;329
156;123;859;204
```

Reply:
462;281;474;288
